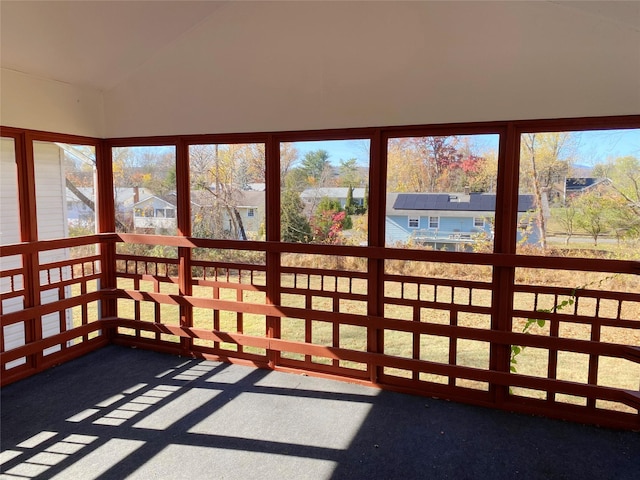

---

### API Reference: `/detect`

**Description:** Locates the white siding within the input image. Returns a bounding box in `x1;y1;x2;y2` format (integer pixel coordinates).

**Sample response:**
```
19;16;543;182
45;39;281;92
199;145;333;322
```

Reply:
1;138;26;367
0;138;20;246
34;142;72;356
1;141;73;368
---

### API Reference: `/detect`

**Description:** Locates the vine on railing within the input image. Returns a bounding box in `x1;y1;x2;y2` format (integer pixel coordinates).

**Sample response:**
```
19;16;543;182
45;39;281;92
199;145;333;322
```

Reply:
510;275;618;375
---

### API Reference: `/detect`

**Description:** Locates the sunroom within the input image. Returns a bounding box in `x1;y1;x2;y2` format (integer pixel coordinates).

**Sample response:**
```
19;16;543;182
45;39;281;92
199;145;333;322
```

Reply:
1;1;639;478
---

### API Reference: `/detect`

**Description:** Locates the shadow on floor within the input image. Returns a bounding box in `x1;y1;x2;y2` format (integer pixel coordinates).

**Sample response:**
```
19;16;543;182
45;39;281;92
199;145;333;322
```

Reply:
1;345;638;479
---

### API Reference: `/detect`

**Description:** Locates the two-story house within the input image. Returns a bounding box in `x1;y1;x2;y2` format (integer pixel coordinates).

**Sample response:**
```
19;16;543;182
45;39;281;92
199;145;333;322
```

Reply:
385;192;546;250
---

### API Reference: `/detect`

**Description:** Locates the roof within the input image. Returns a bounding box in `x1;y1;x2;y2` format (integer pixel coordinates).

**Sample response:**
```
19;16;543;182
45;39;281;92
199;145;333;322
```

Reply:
132;195;175;208
565;178;609;192
301;188;366;200
190;189;265;208
390;193;536;213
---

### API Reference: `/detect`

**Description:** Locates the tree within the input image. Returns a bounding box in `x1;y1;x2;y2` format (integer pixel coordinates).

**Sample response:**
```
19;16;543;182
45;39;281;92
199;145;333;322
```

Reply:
575;188;616;246
310;198;351;244
520;133;576;249
554;195;578;245
607;194;640;241
464;152;498;193
281;188;312;243
363;184;369;212
300;149;332;186
386;135;492;193
595;156;640;215
337;158;364;187
189;144;250;240
345;185;355;215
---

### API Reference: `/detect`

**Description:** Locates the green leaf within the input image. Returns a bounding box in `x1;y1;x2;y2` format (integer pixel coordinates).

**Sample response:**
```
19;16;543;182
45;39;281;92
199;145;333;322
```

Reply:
537;319;545;327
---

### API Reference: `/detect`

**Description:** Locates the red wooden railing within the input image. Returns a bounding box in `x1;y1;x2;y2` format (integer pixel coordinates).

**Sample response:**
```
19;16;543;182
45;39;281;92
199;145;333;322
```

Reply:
3;233;637;430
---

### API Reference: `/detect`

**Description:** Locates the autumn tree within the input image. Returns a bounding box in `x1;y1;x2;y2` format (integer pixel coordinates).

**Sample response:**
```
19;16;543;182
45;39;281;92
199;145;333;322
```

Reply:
574;187;616;246
520;132;577;249
190;144;265;240
243;142;297;185
593;156;640;215
387;136;493;193
310;198;352;244
554;195;579;245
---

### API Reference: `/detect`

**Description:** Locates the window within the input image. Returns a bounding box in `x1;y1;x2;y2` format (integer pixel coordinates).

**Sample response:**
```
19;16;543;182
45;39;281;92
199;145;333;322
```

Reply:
189;143;265;240
385;133;499;251
112;145;176;236
408;216;419;228
280;139;370;245
474;217;484;228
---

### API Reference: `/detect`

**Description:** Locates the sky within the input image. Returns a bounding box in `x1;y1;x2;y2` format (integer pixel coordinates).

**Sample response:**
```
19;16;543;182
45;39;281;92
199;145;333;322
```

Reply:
572;129;639;166
289;129;639;168
108;128;639;170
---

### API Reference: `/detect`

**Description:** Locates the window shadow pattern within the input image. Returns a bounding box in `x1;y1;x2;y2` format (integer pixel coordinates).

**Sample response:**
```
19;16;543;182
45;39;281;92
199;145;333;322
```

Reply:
1;346;639;479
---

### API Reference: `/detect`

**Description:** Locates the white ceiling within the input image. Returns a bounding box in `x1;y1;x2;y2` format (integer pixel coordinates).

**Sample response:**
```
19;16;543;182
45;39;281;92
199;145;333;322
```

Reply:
1;1;638;93
0;0;229;91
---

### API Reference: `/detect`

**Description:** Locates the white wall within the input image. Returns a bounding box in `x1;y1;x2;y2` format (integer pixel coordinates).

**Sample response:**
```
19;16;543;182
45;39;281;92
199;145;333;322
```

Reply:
104;1;640;137
1;68;104;137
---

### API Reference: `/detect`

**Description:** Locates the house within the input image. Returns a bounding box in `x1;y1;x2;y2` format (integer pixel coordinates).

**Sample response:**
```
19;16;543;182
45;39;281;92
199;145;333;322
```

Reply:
191;189;265;240
385;192;546;250
66;186;96;225
300;187;366;214
130;189;266;238
133;195;177;233
564;177;611;202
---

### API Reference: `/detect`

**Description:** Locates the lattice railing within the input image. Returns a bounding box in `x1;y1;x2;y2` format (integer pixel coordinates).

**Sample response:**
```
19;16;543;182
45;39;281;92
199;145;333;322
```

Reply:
0;236;109;384
2;234;638;429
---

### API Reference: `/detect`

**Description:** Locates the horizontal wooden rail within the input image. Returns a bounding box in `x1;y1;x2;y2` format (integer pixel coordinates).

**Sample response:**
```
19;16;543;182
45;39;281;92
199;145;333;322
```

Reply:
2;233;639;430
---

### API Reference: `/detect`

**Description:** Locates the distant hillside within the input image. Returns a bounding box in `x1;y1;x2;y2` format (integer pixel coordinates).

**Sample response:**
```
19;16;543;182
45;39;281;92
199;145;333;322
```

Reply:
571;164;592;177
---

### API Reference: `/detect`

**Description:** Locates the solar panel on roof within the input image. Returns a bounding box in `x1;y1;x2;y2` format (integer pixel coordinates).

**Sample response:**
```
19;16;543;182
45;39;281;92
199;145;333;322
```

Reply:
393;193;536;212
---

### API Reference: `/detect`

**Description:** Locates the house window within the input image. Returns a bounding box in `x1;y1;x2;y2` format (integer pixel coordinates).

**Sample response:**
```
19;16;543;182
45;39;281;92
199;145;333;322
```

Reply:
408;216;419;228
247;208;255;218
429;216;439;229
166;209;175;218
473;217;484;228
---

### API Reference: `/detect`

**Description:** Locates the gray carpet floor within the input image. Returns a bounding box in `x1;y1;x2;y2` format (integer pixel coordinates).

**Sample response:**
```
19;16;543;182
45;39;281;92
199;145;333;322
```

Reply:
1;345;638;479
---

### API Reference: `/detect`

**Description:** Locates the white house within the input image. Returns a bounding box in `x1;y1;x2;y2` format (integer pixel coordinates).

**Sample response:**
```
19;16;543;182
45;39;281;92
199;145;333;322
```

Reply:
133;195;177;233
1;139;73;366
300;187;366;214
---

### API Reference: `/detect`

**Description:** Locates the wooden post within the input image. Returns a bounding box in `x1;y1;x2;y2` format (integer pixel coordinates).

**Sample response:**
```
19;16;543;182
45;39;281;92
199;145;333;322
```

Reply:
96;141;117;337
490;123;518;407
16;133;41;371
367;129;386;384
176;139;193;356
265;135;281;368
